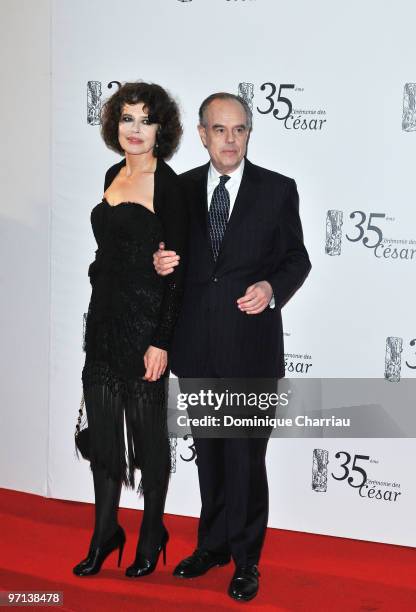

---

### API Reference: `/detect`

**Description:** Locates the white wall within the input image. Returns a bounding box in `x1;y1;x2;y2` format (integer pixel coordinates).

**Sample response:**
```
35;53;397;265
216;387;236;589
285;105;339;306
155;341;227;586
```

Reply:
0;0;51;494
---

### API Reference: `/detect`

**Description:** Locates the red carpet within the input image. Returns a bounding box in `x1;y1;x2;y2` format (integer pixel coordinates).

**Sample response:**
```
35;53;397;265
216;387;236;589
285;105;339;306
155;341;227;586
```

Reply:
0;488;415;611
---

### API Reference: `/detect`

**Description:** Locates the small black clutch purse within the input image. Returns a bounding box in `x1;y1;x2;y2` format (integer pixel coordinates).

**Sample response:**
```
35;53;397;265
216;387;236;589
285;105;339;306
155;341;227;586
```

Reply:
75;393;90;460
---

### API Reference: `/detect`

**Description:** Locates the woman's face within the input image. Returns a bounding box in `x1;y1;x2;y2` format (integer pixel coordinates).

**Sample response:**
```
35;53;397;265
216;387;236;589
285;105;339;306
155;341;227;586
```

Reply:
118;102;159;156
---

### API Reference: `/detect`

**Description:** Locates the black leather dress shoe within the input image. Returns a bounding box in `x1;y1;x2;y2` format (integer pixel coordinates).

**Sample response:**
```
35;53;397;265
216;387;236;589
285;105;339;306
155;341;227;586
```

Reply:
173;549;230;578
228;565;260;602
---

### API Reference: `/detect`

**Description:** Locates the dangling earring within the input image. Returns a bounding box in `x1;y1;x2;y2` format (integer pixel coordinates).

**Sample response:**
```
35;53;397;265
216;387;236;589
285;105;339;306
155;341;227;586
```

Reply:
154;127;161;156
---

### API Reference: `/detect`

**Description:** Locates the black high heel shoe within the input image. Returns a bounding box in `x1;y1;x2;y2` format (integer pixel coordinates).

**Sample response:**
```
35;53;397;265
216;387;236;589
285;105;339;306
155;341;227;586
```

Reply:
73;525;126;576
125;529;169;578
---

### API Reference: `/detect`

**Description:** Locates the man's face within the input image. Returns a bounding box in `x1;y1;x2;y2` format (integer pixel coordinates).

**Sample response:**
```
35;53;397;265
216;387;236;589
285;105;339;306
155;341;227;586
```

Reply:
198;98;250;174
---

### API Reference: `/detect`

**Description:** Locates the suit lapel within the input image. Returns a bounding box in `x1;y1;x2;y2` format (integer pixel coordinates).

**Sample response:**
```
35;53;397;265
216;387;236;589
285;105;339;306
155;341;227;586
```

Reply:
192;162;210;237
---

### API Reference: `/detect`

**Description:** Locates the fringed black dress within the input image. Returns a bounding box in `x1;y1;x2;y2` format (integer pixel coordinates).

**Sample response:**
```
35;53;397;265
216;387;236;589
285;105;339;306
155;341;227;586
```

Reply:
82;158;187;493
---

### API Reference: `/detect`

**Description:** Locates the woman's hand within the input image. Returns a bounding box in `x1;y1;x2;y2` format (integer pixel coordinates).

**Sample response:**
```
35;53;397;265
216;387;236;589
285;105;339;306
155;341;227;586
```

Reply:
143;345;168;381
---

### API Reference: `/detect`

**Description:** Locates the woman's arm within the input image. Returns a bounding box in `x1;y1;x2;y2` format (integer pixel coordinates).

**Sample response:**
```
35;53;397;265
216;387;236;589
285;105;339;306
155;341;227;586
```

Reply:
151;176;189;350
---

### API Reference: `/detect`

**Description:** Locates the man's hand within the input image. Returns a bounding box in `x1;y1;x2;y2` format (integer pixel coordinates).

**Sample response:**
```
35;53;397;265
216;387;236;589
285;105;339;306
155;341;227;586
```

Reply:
237;281;273;315
153;242;180;276
143;345;168;381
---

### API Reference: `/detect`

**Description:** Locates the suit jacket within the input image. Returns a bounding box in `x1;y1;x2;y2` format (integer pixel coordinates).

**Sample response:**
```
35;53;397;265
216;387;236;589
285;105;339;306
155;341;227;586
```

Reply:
170;158;311;378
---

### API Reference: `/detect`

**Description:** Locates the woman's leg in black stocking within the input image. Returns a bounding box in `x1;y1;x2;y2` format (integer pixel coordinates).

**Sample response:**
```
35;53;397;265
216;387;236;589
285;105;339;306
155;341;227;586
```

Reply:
136;439;170;559
83;379;126;549
127;381;171;561
91;465;122;548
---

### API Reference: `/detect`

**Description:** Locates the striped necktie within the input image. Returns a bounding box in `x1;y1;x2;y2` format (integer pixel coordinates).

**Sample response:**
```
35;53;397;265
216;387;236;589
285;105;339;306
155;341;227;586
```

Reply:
208;174;231;260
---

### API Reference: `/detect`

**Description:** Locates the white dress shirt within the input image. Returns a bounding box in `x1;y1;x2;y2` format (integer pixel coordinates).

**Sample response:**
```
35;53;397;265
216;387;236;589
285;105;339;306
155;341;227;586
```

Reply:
206;159;275;308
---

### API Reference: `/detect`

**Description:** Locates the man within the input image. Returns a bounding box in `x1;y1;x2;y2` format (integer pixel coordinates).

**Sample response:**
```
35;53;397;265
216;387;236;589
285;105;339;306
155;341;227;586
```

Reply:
154;93;311;601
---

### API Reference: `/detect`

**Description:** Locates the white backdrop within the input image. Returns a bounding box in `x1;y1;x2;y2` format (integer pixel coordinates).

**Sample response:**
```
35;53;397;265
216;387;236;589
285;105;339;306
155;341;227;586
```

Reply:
45;0;416;547
0;0;51;496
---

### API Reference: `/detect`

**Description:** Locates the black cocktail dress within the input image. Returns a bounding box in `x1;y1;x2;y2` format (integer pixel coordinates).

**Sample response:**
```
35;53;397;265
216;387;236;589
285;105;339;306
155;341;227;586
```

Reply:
82;158;187;492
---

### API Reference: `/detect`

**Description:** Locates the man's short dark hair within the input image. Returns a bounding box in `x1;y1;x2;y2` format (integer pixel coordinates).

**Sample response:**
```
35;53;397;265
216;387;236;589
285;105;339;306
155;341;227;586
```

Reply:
198;93;253;129
101;81;182;159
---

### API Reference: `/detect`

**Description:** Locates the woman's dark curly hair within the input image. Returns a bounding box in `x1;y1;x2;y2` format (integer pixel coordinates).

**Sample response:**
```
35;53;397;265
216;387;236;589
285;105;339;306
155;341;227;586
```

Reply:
101;81;182;159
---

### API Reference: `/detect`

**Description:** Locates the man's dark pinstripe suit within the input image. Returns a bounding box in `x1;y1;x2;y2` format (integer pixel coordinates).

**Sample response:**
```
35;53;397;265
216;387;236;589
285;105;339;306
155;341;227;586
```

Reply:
170;157;311;566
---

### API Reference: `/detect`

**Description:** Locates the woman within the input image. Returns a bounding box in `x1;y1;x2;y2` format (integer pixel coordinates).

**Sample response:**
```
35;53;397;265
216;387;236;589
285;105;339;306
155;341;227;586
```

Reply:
73;82;187;578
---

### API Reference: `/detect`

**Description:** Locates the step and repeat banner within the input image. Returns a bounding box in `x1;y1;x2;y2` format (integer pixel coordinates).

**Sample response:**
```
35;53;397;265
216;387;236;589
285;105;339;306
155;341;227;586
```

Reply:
49;0;416;547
